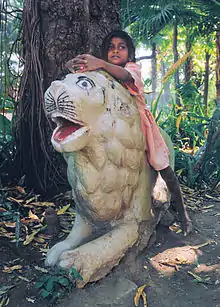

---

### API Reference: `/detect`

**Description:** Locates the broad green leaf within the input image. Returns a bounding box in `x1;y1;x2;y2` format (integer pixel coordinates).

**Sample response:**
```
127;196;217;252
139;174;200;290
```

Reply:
40;289;51;298
0;115;11;135
57;277;70;286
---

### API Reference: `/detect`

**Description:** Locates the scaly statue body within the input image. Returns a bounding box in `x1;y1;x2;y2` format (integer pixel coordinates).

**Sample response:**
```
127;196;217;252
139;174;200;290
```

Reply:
44;71;174;287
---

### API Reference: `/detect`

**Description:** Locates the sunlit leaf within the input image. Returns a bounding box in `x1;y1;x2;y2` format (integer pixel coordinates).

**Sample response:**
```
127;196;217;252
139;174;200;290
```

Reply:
28;210;39;220
3;221;16;228
27;201;55;207
18;276;31;282
26;297;36;303
2;265;23;273
57;204;70;215
23;228;42;245
134;284;147;307
34;266;48;273
7;197;23;204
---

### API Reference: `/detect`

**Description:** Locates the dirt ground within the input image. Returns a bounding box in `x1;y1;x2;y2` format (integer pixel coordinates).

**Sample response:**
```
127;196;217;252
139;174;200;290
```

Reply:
0;185;220;307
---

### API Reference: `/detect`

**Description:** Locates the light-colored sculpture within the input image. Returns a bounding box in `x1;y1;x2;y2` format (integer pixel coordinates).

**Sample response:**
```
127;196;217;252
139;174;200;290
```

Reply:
44;71;174;287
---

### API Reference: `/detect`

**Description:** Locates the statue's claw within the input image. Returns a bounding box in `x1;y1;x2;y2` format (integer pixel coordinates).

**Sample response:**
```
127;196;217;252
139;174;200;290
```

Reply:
45;241;71;267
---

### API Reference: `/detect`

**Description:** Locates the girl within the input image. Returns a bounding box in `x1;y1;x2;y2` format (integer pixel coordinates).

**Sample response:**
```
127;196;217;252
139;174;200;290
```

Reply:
66;30;192;235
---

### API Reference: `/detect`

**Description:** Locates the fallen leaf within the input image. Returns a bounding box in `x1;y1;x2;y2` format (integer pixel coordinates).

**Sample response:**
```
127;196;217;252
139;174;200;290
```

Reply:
205;194;220;202
188;271;203;282
191;240;216;250
28;210;40;220
3;222;16;228
39;248;50;253
0;297;6;307
26;297;36;303
134;284;147;307
15;186;26;194
57;204;70;215
4;297;9;306
201;205;215;210
7;197;23;204
176;229;182;234
27;201;55;208
188;271;213;284
24;196;40;205
34;266;48;273
20;218;38;225
2;265;23;273
23;228;42;245
0;227;7;233
18;276;31;282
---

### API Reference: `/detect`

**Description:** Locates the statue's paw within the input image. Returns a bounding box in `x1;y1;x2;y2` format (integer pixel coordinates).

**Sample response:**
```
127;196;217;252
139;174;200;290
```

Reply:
58;248;93;288
45;241;71;267
58;249;80;270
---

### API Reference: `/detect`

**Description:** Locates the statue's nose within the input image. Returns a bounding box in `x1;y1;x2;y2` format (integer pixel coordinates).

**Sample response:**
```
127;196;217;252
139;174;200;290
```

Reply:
47;81;70;105
45;81;68;112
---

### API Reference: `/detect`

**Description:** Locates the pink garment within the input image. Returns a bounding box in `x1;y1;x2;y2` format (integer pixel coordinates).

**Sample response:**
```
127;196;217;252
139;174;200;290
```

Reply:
123;62;170;171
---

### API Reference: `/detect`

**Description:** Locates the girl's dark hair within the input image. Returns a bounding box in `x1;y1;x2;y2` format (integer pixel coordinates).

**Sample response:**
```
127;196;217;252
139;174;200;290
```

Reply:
101;30;136;63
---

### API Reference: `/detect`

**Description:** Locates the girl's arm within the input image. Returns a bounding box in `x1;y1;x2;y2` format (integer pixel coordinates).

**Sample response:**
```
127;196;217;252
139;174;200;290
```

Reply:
66;54;133;82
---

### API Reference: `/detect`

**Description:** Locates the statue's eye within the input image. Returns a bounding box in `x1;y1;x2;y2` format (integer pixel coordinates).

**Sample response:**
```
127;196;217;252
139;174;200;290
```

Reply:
76;78;95;90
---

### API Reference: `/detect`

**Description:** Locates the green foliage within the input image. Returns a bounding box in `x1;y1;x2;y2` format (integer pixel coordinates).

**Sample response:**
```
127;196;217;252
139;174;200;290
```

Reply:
0;109;16;182
0;189;21;246
35;267;83;304
175;150;197;186
122;0;220;41
160;81;210;148
144;78;152;88
157;80;214;186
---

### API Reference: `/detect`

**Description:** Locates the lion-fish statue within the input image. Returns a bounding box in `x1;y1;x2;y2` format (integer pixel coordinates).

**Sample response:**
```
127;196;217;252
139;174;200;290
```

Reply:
44;71;174;287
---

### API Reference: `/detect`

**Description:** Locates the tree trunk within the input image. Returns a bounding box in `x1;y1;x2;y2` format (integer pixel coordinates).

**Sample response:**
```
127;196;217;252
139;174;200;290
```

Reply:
173;18;180;106
194;26;220;187
151;42;157;101
203;51;211;116
184;32;192;83
14;0;121;195
216;24;220;106
159;50;170;105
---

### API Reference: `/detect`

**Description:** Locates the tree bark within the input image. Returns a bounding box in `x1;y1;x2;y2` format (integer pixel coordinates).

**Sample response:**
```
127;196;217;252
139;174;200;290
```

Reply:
204;51;211;116
184;32;192;83
159;49;170;105
173;18;180;106
194;26;220;187
216;24;220;106
15;0;121;195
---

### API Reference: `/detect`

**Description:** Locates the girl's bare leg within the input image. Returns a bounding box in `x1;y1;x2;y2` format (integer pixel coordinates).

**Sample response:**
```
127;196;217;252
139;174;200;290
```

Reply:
160;166;192;235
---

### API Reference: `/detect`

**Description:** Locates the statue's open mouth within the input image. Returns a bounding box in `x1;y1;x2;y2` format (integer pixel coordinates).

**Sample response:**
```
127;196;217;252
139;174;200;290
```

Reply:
52;117;84;142
50;114;90;152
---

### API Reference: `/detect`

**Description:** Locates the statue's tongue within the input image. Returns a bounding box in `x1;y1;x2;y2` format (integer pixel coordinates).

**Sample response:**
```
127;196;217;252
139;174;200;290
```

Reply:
53;124;81;142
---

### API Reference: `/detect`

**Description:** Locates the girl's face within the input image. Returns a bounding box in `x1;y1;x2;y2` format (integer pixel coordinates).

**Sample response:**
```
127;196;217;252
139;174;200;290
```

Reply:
107;37;129;66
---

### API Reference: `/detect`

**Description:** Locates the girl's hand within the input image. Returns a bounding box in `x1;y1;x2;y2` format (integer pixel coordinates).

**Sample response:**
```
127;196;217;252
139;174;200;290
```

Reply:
65;54;104;73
